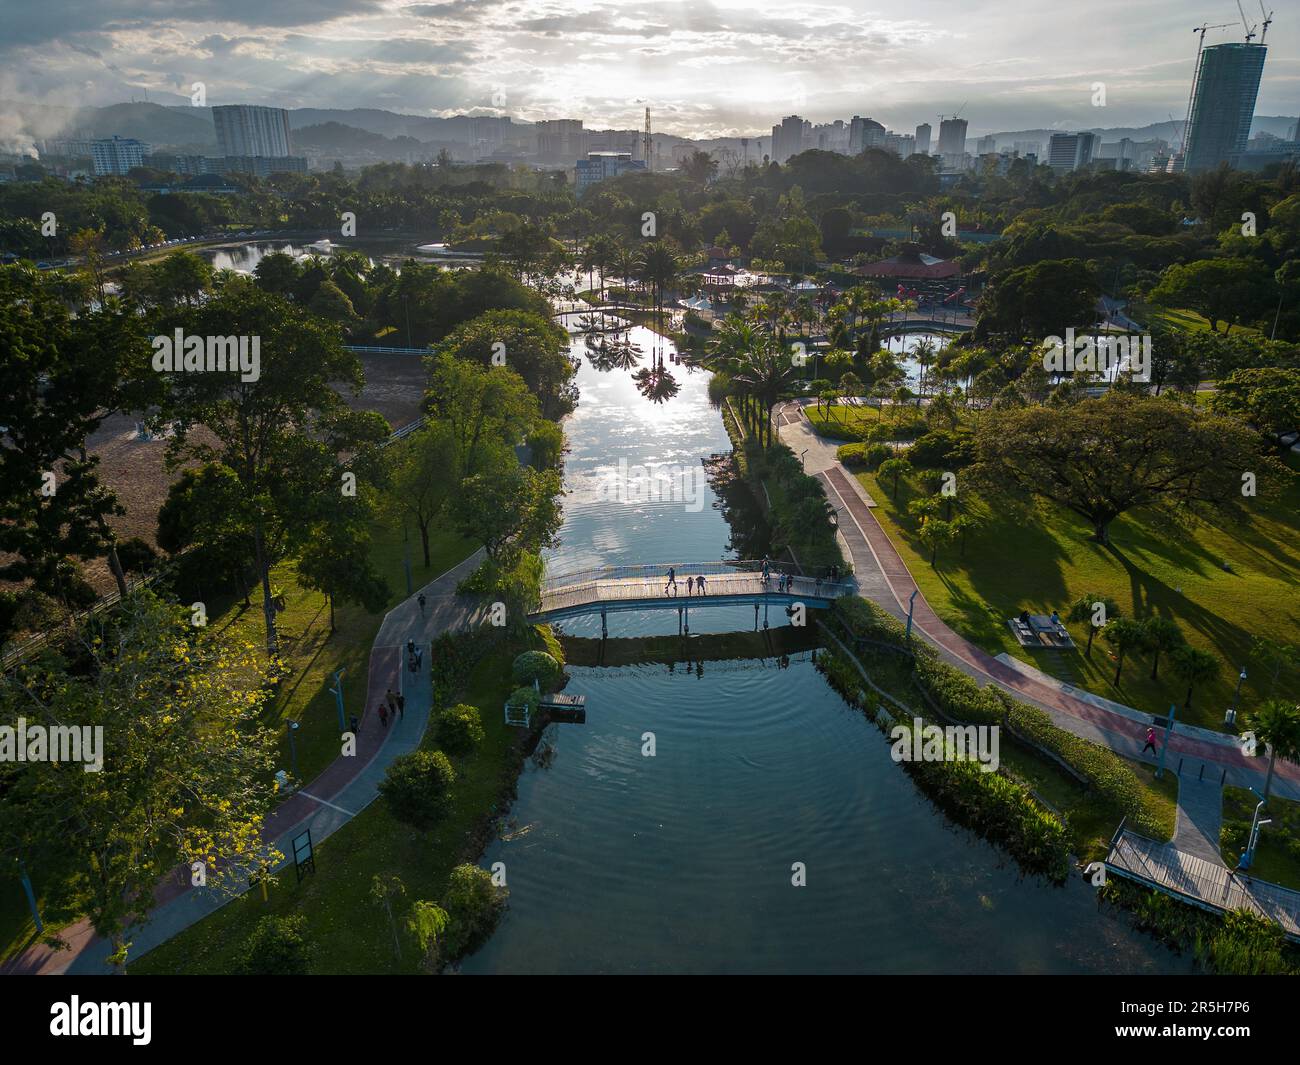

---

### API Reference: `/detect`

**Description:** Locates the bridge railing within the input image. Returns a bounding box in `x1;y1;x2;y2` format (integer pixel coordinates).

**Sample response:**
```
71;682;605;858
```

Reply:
539;560;856;598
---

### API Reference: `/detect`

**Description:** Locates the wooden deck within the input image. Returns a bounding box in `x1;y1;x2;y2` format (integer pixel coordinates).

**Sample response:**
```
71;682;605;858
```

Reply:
540;692;587;723
532;562;853;624
1105;829;1300;940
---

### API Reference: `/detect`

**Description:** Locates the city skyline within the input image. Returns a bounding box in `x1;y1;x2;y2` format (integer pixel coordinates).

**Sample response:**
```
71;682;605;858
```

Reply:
3;0;1297;143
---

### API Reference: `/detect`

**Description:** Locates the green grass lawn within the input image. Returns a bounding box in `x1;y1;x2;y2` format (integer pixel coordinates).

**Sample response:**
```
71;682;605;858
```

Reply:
805;403;886;440
1128;301;1262;338
0;517;477;964
1221;785;1300;891
854;463;1300;733
131;635;536;975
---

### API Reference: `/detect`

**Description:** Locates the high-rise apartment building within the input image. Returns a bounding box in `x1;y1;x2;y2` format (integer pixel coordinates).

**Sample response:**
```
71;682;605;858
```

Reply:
936;118;968;157
975;135;997;155
575;151;645;194
536;119;586;162
212;105;292;158
1047;131;1098;172
771;115;807;163
848;116;886;154
1182;42;1267;172
91;135;151;175
915;123;932;154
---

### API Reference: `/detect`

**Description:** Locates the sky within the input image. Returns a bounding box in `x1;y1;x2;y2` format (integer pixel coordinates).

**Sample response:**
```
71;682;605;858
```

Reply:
2;0;1297;139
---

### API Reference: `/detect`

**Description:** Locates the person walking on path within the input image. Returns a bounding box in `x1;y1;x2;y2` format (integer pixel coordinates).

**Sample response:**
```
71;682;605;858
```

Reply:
666;566;677;596
395;692;405;720
378;703;390;728
385;688;398;713
349;714;361;736
414;645;423;671
417;592;427;616
761;558;770;585
1142;726;1158;756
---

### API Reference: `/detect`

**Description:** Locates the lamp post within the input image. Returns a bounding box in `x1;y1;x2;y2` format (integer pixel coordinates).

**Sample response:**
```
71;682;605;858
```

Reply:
287;721;300;778
800;448;808;471
402;518;413;596
1242;790;1271;870
1155;702;1177;779
18;859;42;934
905;589;919;642
328;667;347;732
1229;668;1247;726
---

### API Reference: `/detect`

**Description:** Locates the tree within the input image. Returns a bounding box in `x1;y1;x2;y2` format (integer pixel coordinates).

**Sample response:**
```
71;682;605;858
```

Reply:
974;259;1099;340
0;267;141;599
970;393;1271;544
384;423;459;567
1067;594;1120;657
235;915;313;975
450;458;562;563
878;456;911;500
435;309;577;419
370;874;408;960
1170;645;1220;714
440;863;507;963
1140;616;1184;680
1250;700;1300;804
1102;618;1145;687
162;280;384;651
0;592;282;971
295;511;390;632
1211;368;1300;441
423;353;540;479
1149;258;1273;334
917;517;956;567
378;750;456;830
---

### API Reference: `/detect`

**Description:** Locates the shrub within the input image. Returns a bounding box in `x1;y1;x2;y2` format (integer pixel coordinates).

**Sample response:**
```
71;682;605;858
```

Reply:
234;915;313;975
907;427;974;469
837;442;868;467
440;863;508;963
440;703;485;755
511;649;561;688
378;750;457;829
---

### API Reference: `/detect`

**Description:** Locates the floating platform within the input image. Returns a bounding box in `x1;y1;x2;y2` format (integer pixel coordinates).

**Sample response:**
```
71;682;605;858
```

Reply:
540;692;586;723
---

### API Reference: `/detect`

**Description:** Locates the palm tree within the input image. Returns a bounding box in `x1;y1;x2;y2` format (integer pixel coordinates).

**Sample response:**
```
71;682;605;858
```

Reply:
911;336;937;400
1140;617;1184;680
1067;594;1120;657
636;242;679;331
1102;618;1145;687
1250;700;1300;803
731;338;799;446
1170;646;1220;714
878;456;911;501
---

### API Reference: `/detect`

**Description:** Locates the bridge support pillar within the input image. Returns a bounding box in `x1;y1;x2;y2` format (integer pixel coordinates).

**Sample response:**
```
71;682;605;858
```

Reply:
764;599;769;630
601;608;607;640
753;603;759;631
684;601;689;635
678;605;683;636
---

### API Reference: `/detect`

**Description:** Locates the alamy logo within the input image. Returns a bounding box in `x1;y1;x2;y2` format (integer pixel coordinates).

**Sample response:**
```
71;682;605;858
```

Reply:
152;329;261;382
1041;328;1150;382
50;996;151;1045
890;717;1000;772
0;718;103;772
596;459;706;513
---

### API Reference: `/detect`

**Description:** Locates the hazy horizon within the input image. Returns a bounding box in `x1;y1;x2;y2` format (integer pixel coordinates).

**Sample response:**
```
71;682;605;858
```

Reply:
3;0;1297;142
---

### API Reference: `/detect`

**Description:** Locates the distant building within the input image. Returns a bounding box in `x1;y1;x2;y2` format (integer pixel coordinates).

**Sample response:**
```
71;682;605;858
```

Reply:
1182;42;1267;172
915;123;932;154
771;115;807;163
1047;132;1097;172
884;132;916;158
1012;140;1041;158
536;119;585;163
936;118;968;157
848;116;886;154
213;105;293;158
91;136;151;175
975;134;997;155
217;155;308;177
575;151;645;195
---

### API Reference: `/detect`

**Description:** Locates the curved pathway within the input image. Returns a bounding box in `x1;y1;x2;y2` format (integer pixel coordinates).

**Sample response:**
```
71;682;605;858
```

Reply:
777;400;1300;804
4;549;487;975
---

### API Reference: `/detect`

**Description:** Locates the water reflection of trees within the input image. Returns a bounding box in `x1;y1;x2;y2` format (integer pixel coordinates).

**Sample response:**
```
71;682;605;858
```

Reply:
585;332;643;372
633;364;680;403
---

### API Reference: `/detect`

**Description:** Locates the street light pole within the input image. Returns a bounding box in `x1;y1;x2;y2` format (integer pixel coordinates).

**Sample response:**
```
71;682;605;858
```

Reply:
905;589;919;642
287;721;300;777
328;667;348;732
1156;702;1178;779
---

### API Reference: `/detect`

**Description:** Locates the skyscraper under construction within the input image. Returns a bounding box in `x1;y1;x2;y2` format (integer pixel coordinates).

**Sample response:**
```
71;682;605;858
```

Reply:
1182;41;1267;172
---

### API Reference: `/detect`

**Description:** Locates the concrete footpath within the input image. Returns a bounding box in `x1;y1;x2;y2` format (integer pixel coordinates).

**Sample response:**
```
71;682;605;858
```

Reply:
4;549;486;975
776;400;1300;805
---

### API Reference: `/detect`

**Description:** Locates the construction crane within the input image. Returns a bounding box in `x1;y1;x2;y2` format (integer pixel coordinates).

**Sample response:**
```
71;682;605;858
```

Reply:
1257;3;1273;43
1236;0;1257;41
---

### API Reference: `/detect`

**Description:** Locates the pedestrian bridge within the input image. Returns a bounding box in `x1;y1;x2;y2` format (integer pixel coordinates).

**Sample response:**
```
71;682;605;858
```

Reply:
529;561;855;635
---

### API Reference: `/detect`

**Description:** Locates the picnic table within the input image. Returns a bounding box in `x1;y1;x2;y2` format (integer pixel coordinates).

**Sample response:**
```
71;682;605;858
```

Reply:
1006;613;1075;649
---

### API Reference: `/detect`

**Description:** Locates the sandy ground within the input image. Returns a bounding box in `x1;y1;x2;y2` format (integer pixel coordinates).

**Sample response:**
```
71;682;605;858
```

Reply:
8;354;428;596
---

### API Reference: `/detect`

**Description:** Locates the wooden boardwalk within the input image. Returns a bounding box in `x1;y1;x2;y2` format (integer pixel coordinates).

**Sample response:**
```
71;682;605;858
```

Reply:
532;562;853;624
1105;829;1300;940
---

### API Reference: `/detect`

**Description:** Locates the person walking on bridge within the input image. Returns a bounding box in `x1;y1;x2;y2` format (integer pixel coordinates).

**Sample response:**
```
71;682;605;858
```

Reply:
696;573;707;596
686;575;695;596
666;566;677;596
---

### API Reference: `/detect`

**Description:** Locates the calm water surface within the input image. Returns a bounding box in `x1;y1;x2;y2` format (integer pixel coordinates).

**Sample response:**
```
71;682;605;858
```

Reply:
458;324;1189;974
